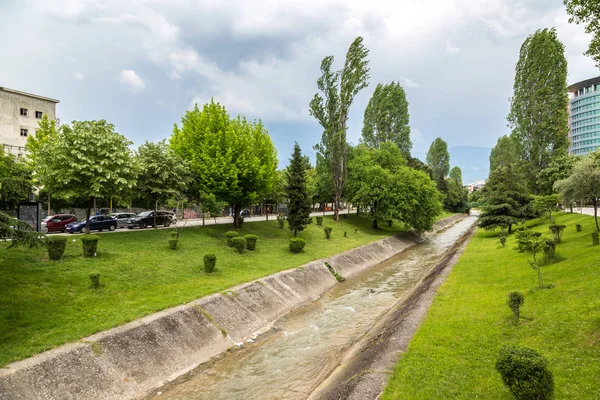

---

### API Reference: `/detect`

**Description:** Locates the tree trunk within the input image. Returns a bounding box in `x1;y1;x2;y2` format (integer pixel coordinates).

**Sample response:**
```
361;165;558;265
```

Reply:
508;223;512;234
233;204;241;230
294;229;297;237
85;197;93;234
356;206;360;216
154;199;158;229
372;219;378;229
537;268;544;289
595;198;599;231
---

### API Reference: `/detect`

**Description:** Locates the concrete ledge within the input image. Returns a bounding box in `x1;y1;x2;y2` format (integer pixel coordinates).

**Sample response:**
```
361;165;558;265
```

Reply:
0;214;466;400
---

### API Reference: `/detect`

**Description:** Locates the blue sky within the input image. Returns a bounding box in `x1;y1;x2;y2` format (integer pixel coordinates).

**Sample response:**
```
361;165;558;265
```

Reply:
0;0;598;181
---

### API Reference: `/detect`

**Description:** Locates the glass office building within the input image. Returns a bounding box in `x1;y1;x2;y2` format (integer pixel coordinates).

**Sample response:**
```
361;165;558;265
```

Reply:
568;77;600;156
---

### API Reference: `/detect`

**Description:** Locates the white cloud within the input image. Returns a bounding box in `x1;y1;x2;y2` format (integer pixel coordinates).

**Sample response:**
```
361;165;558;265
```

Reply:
74;72;84;80
399;77;419;88
445;40;460;54
119;69;145;93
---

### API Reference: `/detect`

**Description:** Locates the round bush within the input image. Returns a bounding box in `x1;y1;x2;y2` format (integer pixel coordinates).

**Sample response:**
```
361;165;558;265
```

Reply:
168;239;178;250
204;253;217;273
89;272;101;289
80;235;100;258
592;231;599;246
289;238;306;253
495;345;554;400
324;226;333;239
170;231;178;238
46;236;67;261
244;234;258;251
316;216;323;226
225;231;239;247
576;224;582;232
231;236;246;253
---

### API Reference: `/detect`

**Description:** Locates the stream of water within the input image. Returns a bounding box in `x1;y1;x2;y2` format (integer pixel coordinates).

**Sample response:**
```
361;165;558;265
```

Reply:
149;216;476;400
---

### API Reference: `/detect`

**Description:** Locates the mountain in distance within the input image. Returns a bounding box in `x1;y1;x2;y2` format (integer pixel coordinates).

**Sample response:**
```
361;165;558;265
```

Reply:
448;146;491;183
412;145;491;184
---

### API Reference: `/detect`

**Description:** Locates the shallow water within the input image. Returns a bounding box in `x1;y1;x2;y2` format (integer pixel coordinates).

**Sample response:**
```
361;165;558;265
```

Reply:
150;216;476;400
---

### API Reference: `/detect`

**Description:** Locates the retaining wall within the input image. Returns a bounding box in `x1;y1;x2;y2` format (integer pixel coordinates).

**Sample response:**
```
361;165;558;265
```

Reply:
0;214;465;400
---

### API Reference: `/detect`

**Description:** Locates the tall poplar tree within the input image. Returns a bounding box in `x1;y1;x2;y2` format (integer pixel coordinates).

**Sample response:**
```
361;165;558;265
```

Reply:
489;135;518;173
286;143;312;236
309;36;370;222
507;28;569;195
426;137;450;186
361;81;411;157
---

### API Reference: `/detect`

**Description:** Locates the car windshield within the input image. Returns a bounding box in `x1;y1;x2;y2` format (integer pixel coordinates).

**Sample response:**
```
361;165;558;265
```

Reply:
108;213;118;217
138;211;152;217
42;216;54;222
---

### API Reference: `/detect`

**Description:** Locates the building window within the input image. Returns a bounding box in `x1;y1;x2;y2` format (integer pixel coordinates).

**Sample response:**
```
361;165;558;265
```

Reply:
20;108;28;116
20;128;28;137
35;111;43;119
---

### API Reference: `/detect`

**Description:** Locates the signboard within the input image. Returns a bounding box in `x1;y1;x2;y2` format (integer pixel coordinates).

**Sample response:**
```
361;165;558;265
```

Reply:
18;202;41;232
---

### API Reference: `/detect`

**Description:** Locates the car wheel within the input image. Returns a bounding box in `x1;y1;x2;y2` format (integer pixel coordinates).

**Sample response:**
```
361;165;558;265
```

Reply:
61;229;66;233
82;227;88;234
109;225;115;231
164;220;171;227
127;226;133;229
140;222;147;229
99;229;103;232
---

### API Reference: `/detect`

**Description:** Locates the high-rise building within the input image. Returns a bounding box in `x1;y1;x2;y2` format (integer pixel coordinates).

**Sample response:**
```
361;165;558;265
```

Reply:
0;86;59;157
568;77;600;156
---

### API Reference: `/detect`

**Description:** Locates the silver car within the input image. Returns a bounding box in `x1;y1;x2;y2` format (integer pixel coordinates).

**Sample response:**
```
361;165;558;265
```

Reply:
109;213;137;228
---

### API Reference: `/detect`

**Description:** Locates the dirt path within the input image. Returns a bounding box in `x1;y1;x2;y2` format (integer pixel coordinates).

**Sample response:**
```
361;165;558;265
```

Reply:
308;224;477;400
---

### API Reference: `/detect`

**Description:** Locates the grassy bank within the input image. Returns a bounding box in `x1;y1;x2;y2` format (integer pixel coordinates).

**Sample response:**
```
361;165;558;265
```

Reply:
382;213;600;399
0;214;426;366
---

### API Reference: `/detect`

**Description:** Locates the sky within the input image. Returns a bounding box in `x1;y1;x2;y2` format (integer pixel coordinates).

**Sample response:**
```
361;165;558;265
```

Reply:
0;0;598;180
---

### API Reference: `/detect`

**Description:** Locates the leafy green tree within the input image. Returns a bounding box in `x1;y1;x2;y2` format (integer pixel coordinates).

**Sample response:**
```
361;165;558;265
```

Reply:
0;148;32;212
407;156;434;179
199;191;228;226
309;36;370;222
286;143;312;236
171;100;278;229
564;0;600;68
507;28;569;194
0;211;43;248
449;166;463;185
489;135;518;172
312;152;334;213
361;82;411;156
28;120;138;232
426;137;450;186
532;194;559;221
136;140;190;228
478;165;531;233
537;154;576;196
555;151;600;230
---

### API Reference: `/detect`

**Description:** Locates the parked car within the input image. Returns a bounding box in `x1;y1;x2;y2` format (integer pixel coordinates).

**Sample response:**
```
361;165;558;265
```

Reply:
65;215;117;233
108;212;137;228
240;209;251;218
126;210;173;229
42;214;77;233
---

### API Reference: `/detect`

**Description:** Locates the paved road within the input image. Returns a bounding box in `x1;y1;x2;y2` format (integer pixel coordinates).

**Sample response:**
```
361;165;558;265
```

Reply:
574;207;598;217
49;209;352;235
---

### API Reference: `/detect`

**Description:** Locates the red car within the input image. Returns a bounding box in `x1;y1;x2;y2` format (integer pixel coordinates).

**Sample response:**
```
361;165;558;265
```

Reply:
42;214;78;233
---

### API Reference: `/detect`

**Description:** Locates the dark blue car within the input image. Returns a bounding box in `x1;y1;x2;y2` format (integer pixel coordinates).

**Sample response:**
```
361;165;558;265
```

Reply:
66;215;117;234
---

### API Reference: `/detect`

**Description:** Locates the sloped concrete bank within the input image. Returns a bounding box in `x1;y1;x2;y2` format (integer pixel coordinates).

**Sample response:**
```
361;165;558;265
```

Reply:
0;214;465;400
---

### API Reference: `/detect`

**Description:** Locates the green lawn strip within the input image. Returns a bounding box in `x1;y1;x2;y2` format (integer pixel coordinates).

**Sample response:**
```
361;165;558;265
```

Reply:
382;212;600;399
0;213;460;367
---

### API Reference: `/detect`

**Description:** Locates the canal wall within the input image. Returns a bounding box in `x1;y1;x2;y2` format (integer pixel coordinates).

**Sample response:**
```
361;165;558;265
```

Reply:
0;214;466;400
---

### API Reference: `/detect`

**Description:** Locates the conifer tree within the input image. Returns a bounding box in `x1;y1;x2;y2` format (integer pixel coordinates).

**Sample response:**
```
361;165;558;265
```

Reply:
286;143;312;236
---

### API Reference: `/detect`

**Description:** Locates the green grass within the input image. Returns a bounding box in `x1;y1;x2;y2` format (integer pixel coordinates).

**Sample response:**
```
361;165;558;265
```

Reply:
0;214;416;367
382;213;600;399
436;210;459;221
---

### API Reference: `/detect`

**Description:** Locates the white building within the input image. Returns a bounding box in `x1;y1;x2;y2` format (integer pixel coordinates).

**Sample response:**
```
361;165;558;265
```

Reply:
0;86;59;157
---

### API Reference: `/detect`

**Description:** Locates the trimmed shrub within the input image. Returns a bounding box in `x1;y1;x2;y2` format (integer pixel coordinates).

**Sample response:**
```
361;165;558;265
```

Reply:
507;291;525;323
316;216;323;226
47;236;67;261
204;253;216;273
499;231;508;247
225;231;239;247
277;213;286;228
592;232;599;246
576;224;582;232
289;238;306;253
344;231;347;237
244;234;257;251
89;272;101;289
170;231;178;238
548;224;565;243
542;239;555;261
80;235;100;258
324;226;332;239
231;236;246;253
168;239;178;250
495;345;554;400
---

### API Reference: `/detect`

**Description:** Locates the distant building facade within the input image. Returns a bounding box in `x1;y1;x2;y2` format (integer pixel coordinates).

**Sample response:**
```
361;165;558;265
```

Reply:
0;87;59;157
466;180;485;193
568;77;600;156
